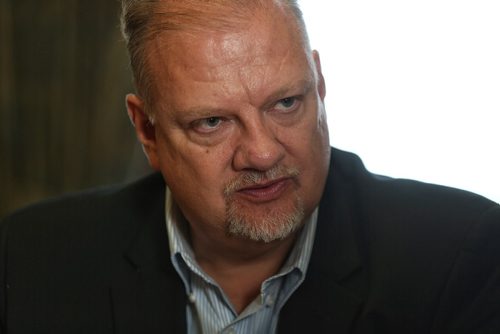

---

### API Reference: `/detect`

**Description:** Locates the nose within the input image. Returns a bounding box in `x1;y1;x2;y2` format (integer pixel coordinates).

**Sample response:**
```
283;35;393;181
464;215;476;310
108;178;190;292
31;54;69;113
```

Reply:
232;115;285;172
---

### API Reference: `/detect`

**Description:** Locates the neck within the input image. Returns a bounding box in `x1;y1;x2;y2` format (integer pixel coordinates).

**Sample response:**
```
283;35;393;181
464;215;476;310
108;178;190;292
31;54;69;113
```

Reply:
190;228;299;313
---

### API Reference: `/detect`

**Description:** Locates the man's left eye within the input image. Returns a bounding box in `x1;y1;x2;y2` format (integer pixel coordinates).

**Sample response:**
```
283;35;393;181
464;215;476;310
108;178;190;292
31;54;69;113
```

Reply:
275;97;298;111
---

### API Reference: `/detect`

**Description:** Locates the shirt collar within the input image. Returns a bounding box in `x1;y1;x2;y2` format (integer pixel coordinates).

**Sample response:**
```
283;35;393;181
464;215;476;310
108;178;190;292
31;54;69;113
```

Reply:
165;187;318;283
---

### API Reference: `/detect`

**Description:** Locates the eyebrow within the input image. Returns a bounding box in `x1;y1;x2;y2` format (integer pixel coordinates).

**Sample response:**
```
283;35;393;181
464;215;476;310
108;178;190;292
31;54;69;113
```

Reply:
264;78;315;107
177;78;315;119
176;107;229;121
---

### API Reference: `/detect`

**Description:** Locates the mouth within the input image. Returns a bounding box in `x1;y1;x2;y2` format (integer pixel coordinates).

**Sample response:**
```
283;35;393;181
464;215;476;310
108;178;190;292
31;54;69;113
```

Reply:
235;177;293;203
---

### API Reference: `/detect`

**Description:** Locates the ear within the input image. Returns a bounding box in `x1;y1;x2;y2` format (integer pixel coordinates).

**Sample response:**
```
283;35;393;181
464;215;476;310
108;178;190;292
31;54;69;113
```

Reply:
125;94;160;170
312;50;326;101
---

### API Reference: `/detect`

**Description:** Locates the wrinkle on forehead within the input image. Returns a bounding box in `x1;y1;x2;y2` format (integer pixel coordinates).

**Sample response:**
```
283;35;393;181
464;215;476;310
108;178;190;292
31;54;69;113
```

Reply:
147;7;313;112
165;21;302;71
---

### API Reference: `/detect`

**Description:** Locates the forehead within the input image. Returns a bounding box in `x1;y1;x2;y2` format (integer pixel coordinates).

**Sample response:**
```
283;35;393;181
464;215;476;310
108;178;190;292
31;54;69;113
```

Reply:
147;9;313;110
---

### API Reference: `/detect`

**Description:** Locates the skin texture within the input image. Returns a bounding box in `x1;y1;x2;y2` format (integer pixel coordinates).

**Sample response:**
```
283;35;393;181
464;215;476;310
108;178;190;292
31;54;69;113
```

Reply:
126;5;330;312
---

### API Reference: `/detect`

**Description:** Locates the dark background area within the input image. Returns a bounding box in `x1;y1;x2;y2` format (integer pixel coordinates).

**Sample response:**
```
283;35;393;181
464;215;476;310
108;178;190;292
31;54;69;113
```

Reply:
0;0;150;218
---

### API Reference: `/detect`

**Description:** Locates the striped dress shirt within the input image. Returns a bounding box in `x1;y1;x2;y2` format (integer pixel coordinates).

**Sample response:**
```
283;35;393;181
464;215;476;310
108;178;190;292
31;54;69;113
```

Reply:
165;188;318;334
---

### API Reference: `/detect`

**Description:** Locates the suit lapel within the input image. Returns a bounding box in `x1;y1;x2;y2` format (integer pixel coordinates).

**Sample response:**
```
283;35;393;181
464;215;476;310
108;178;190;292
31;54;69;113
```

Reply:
110;185;187;334
278;151;367;333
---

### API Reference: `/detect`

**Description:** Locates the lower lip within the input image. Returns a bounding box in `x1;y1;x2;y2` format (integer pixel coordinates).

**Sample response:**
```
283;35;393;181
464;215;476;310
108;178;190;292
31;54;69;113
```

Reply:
236;179;292;203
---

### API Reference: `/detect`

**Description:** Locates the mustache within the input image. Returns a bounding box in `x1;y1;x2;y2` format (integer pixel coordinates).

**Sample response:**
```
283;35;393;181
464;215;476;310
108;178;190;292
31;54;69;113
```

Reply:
224;165;300;196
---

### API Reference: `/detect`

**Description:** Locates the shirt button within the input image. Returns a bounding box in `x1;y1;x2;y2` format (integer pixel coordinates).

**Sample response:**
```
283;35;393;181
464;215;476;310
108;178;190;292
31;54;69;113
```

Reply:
188;292;196;304
265;294;275;307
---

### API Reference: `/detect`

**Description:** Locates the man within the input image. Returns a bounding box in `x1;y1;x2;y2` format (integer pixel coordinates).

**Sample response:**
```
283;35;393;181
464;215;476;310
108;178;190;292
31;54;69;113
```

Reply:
1;0;499;333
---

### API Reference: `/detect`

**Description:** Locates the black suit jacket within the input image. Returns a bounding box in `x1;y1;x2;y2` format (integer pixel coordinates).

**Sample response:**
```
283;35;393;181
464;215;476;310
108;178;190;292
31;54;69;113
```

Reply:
1;148;499;333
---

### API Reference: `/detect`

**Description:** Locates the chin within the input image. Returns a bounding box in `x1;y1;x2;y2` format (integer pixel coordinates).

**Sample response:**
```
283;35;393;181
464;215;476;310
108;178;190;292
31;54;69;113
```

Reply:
225;195;305;243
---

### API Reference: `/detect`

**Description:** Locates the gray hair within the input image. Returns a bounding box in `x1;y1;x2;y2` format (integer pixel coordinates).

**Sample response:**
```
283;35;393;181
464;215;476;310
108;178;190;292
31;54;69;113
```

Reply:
120;0;310;117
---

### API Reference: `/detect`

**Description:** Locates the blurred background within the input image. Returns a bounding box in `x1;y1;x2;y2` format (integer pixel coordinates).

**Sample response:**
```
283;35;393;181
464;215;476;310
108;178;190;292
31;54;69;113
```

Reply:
0;0;150;218
1;0;499;218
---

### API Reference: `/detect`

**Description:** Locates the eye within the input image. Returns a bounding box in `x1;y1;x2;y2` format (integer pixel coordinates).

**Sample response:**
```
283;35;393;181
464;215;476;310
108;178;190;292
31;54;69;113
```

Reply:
192;116;224;133
274;97;299;112
203;117;221;128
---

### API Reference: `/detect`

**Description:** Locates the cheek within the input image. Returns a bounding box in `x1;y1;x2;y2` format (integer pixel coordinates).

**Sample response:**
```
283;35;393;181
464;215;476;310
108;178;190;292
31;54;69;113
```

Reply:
158;143;232;225
157;132;234;196
286;110;330;206
281;117;327;159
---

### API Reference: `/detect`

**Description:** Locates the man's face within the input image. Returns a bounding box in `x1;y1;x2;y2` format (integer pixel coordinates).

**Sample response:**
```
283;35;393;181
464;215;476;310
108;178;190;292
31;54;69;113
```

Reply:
133;12;330;243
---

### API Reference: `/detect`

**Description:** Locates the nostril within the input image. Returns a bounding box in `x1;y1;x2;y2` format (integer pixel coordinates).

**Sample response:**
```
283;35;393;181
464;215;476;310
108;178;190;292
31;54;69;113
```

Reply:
232;139;285;172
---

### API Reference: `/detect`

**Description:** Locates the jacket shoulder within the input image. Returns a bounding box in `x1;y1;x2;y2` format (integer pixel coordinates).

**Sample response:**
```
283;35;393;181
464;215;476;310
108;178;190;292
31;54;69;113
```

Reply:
324;148;500;332
0;173;168;332
2;172;165;230
0;172;166;271
330;147;498;218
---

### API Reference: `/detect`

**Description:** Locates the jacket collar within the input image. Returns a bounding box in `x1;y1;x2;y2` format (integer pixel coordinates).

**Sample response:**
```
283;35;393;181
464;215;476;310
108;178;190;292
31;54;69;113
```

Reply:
110;177;187;333
278;149;366;333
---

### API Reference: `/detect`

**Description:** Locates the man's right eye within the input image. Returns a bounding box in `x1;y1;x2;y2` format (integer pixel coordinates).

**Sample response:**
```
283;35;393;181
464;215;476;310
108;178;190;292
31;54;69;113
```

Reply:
192;116;223;133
